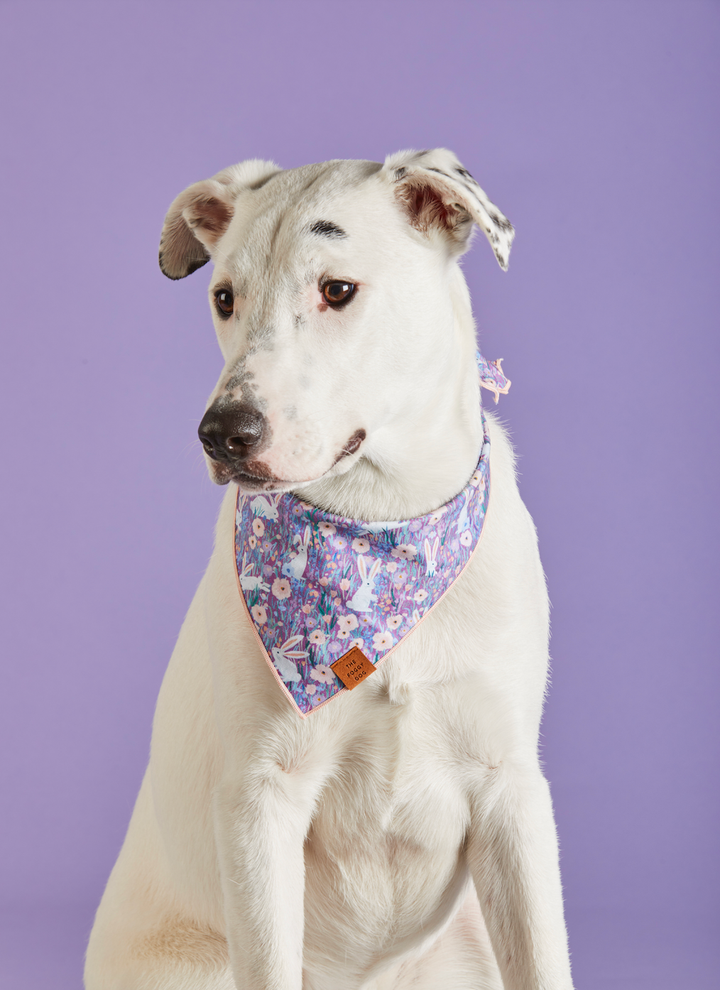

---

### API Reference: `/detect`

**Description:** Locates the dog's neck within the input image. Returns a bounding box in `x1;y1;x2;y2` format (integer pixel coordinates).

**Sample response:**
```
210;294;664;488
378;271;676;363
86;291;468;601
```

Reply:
296;351;483;522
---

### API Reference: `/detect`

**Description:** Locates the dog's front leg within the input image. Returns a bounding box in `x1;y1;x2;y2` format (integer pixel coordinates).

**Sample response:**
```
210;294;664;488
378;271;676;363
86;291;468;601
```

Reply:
467;760;574;990
214;761;321;990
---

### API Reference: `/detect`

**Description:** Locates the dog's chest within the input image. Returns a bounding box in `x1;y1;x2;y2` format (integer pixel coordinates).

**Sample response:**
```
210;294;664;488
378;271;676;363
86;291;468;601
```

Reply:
299;680;480;948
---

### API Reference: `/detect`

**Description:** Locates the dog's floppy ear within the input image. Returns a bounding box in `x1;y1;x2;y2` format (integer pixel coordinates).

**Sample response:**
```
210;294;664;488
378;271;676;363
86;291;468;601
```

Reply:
159;159;282;280
383;149;514;270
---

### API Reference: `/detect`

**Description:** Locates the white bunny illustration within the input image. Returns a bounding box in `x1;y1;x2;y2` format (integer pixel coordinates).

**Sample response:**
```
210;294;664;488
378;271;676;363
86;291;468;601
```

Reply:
357;519;404;536
238;553;270;593
270;635;307;683
455;490;471;535
250;493;282;521
348;557;382;612
424;536;440;577
281;525;311;580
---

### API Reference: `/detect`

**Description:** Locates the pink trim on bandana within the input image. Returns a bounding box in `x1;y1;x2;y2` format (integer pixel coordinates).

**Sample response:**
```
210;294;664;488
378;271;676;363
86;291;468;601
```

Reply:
234;353;510;717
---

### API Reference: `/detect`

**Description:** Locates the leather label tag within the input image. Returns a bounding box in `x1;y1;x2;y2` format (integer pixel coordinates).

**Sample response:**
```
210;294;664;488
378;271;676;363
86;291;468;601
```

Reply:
331;646;376;690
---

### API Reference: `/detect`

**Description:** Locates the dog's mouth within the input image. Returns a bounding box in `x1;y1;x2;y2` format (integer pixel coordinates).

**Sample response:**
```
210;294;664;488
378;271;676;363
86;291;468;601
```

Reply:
330;429;366;469
209;461;294;492
208;429;367;492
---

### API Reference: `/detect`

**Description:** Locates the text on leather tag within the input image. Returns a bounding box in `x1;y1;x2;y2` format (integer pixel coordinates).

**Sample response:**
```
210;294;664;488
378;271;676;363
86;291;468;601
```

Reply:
331;646;376;690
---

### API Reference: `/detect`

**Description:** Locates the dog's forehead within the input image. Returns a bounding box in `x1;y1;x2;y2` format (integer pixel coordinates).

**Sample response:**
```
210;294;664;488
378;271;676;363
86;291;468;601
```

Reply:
223;159;384;272
259;158;383;210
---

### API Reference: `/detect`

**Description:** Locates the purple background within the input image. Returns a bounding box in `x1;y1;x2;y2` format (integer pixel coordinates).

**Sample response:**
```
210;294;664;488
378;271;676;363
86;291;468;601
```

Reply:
1;2;718;987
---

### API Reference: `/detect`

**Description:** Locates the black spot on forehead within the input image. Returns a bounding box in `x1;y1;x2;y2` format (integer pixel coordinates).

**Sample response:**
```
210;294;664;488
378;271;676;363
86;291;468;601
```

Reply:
309;219;347;239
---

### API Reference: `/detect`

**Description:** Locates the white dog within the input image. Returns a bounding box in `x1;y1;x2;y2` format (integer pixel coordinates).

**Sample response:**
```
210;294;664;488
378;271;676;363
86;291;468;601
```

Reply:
85;149;574;990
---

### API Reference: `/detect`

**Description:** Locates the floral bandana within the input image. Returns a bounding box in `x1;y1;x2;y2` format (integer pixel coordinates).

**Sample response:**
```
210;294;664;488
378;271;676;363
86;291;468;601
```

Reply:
234;354;510;716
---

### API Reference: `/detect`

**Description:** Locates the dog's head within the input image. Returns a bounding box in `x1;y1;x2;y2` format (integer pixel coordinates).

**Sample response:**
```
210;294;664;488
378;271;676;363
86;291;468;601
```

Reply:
159;149;513;493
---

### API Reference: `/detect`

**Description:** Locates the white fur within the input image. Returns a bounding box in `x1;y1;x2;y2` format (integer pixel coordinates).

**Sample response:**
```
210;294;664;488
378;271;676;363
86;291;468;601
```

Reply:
85;150;574;990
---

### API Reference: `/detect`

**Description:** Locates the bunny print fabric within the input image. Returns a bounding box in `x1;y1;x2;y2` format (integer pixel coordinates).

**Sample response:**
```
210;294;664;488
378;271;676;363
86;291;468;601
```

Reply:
234;354;509;716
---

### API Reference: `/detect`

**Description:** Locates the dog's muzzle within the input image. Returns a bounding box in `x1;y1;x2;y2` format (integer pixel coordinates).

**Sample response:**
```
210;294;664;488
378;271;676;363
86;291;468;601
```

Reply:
198;402;269;463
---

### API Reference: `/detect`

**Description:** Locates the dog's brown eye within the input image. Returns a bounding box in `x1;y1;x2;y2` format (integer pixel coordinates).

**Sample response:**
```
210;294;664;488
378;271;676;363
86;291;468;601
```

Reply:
322;281;355;307
215;289;234;317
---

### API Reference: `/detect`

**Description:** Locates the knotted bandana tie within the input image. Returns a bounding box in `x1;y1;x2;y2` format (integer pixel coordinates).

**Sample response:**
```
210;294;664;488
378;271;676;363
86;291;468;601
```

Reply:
234;353;510;716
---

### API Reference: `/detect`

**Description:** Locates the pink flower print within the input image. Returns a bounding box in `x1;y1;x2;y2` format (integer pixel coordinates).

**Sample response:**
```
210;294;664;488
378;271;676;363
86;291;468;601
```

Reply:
305;683;317;695
340;578;351;591
311;664;336;684
252;518;265;538
309;629;326;646
413;589;428;603
337;614;358;634
319;577;330;586
322;615;332;625
272;578;292;600
318;521;336;537
350;637;365;650
352;537;370;554
373;631;395;650
248;535;257;549
428;507;448;525
386;615;403;630
391;544;417;560
386;561;397;573
337;629;350;640
334;537;347;549
301;603;312;614
470;470;482;488
459;530;473;547
250;604;267;625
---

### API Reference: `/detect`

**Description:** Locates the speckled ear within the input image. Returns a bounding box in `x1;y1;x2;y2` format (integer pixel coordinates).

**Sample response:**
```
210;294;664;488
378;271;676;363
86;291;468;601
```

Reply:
383;149;514;270
159;159;281;280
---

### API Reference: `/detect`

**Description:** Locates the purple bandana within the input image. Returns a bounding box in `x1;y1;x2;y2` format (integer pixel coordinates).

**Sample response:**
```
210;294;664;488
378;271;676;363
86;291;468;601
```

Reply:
234;354;510;716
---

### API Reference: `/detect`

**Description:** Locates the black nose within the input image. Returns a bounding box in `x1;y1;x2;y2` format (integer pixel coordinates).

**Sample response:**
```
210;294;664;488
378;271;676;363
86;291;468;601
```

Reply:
198;403;268;462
